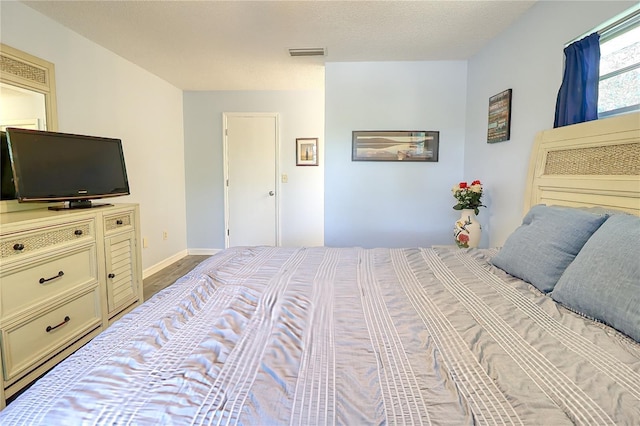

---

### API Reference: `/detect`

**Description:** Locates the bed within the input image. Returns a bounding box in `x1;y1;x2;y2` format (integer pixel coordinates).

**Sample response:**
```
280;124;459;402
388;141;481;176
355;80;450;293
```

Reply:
1;112;639;425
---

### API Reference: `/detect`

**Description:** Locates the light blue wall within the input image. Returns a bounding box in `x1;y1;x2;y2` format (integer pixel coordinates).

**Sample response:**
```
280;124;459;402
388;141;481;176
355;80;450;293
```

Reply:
465;0;636;247
323;1;635;249
324;61;467;248
2;2;188;272
183;90;324;250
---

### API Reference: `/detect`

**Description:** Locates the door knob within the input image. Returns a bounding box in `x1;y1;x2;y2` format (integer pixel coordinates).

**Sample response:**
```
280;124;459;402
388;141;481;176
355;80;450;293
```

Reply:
269;191;275;196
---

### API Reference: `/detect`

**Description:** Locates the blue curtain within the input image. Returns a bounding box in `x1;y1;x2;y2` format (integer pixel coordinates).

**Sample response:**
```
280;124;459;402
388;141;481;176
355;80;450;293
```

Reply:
554;33;601;128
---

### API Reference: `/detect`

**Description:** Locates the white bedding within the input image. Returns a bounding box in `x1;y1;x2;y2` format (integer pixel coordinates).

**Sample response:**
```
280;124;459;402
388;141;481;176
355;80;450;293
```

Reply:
1;246;639;425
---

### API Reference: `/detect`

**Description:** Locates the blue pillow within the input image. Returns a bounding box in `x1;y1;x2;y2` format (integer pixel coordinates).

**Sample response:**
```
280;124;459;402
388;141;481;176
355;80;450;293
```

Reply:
491;204;607;292
551;214;640;342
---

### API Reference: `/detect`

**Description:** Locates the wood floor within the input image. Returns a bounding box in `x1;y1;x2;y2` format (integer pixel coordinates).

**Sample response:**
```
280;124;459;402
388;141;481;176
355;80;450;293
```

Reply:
143;255;211;301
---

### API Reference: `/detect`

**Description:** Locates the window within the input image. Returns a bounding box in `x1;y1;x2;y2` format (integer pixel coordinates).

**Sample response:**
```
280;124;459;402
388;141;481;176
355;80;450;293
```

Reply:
597;9;640;118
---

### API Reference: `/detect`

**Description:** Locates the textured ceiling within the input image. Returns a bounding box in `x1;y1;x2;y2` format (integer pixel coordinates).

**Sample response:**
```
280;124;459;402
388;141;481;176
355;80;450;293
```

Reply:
23;0;537;90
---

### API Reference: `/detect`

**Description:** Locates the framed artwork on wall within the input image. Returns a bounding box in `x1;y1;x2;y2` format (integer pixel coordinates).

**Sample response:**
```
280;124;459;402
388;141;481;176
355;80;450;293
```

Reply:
352;130;439;162
487;89;512;143
296;138;318;166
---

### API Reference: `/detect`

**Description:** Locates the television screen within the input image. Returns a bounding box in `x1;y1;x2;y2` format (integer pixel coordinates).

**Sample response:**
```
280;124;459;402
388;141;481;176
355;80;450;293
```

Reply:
6;128;130;209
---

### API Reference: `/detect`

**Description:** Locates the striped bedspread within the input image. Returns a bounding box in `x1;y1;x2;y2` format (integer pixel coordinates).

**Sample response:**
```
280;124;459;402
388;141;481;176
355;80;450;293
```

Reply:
1;246;639;425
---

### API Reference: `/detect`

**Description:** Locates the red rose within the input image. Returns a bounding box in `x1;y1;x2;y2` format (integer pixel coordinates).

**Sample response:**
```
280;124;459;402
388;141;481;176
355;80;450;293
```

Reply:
458;234;469;242
471;180;481;185
459;182;468;189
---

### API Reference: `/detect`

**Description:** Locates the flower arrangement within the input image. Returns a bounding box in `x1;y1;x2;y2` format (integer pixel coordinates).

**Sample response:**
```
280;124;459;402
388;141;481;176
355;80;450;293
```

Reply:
452;180;485;215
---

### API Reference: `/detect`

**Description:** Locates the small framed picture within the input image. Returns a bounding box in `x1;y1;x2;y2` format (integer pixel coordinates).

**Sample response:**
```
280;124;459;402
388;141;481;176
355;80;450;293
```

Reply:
487;89;512;143
296;138;318;166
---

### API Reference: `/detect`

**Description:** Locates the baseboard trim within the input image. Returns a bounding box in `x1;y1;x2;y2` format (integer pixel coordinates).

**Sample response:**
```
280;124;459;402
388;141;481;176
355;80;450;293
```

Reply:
187;248;222;256
142;249;188;280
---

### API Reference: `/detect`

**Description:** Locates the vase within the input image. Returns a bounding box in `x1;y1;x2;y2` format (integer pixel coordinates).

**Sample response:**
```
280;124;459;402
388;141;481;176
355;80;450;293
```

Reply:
454;209;481;248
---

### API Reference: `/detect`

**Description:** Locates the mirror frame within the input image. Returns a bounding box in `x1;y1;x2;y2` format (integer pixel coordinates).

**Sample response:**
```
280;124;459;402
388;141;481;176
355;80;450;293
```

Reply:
1;44;59;212
1;43;58;131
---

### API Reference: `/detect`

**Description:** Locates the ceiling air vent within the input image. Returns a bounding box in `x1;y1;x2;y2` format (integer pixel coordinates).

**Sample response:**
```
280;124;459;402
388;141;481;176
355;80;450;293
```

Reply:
288;48;326;57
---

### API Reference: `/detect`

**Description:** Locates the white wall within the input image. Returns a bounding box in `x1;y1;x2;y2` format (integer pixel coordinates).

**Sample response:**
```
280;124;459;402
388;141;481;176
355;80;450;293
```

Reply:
1;2;188;273
465;0;636;247
325;61;467;248
183;90;324;250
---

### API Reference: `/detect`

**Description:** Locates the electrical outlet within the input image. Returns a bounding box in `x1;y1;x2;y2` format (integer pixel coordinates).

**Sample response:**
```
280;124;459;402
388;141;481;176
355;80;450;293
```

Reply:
162;231;168;240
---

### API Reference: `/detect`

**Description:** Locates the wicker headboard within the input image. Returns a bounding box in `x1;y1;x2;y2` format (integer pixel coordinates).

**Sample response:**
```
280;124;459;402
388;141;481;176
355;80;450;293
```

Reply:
524;112;640;216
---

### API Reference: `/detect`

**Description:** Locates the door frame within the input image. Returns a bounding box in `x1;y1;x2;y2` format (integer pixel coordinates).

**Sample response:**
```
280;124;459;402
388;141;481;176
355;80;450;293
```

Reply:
222;112;280;248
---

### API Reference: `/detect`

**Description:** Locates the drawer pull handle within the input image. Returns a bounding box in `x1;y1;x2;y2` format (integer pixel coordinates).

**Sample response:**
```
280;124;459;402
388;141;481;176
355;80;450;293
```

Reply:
108;273;116;279
46;316;70;333
13;243;25;251
74;229;83;236
116;219;123;225
39;271;65;284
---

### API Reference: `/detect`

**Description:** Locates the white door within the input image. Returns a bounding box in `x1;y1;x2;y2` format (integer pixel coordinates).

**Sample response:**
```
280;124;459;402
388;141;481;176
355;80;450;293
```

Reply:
224;113;278;247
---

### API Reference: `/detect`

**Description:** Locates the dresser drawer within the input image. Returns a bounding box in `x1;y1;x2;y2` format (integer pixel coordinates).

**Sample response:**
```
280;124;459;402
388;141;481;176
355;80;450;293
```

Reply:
104;210;134;236
1;288;102;381
1;246;98;318
0;219;95;260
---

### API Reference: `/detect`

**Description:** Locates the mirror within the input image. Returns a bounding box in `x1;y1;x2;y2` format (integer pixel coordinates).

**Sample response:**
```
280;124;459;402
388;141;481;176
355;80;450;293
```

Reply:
0;43;57;131
1;43;58;211
0;82;47;130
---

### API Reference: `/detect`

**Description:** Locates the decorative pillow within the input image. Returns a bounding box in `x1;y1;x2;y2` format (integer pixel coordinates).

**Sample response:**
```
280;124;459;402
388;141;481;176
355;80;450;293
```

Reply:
491;204;607;293
551;214;640;342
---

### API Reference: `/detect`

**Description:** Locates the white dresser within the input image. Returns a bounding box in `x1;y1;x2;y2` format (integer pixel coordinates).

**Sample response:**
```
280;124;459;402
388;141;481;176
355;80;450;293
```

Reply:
0;203;143;407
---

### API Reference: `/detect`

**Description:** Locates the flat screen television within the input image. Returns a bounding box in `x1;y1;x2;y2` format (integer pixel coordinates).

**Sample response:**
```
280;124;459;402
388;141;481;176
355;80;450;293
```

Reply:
5;127;130;210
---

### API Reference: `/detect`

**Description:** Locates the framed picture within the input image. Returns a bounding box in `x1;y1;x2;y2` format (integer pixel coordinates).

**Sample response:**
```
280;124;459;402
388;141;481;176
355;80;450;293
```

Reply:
487;89;512;143
352;130;439;162
296;138;318;166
